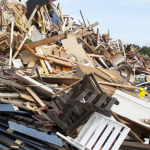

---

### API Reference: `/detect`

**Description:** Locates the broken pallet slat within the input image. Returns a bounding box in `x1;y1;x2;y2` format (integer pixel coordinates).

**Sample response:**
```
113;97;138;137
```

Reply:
26;87;46;107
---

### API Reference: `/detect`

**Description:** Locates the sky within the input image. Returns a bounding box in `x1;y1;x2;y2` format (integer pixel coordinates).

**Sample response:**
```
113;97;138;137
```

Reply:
53;0;150;47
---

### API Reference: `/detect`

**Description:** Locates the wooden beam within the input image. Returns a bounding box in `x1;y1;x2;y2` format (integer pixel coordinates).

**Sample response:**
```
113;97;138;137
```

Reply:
47;53;75;63
98;81;139;90
74;24;84;32
51;79;82;98
74;22;98;35
35;47;49;75
21;32;67;51
96;28;99;45
26;87;46;107
78;38;99;55
75;31;94;38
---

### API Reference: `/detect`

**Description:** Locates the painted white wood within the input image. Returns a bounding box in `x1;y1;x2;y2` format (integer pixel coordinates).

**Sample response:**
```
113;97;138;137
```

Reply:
12;59;23;68
86;119;110;149
90;121;115;150
9;22;14;68
112;89;150;129
80;116;102;145
76;115;99;142
57;112;130;150
15;73;55;97
111;127;130;150
101;124;122;150
62;18;67;33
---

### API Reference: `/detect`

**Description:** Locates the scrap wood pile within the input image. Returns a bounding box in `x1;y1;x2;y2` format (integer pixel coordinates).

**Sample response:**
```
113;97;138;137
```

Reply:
0;0;149;150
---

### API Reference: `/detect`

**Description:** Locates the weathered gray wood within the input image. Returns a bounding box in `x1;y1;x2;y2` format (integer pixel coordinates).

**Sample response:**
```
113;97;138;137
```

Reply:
0;78;26;90
0;93;20;98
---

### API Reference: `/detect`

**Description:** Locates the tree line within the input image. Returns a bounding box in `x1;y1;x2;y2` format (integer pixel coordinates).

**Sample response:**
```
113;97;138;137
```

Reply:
132;44;150;57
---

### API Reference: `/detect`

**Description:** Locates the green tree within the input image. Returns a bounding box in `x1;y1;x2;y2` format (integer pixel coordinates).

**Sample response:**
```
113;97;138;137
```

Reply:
139;46;150;57
132;44;141;50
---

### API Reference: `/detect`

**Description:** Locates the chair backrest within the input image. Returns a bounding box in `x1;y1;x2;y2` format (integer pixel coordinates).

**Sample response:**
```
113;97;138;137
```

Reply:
76;112;130;150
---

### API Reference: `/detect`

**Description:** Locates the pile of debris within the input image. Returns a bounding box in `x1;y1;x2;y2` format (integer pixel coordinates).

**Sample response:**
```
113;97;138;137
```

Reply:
0;0;149;149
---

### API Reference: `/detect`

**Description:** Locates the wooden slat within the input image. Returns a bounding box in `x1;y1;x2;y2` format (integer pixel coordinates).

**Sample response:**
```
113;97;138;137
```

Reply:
54;48;61;70
48;56;75;67
60;50;71;72
26;87;46;107
91;121;115;149
74;22;98;35
35;47;49;74
21;32;67;51
98;81;139;90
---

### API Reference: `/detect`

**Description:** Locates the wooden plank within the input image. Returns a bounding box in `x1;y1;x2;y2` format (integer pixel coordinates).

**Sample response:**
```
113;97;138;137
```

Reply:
20;94;35;102
15;22;28;33
0;93;20;98
38;48;52;73
52;79;82;98
54;48;61;70
60;50;71;72
47;53;75;63
48;56;75;67
78;38;99;55
64;24;72;32
96;28;99;46
26;87;46;107
74;24;84;32
75;31;94;38
121;141;150;149
27;59;36;72
35;47;49;74
98;81;139;90
74;22;98;35
21;32;67;51
15;73;55;98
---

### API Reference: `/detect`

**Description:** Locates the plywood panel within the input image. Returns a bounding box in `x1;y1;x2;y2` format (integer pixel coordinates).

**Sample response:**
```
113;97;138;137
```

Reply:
61;34;91;64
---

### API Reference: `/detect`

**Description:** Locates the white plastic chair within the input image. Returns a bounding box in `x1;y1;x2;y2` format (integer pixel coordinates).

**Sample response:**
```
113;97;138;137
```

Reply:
57;112;130;150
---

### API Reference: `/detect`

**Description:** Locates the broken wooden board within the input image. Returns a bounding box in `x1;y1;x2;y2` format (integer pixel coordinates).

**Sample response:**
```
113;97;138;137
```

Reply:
15;73;55;98
61;34;91;64
21;32;67;51
20;50;38;64
26;87;46;107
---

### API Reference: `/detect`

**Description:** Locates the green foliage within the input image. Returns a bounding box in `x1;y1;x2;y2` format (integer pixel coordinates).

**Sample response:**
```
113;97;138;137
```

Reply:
139;46;150;57
132;44;150;57
24;38;32;44
132;44;140;50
